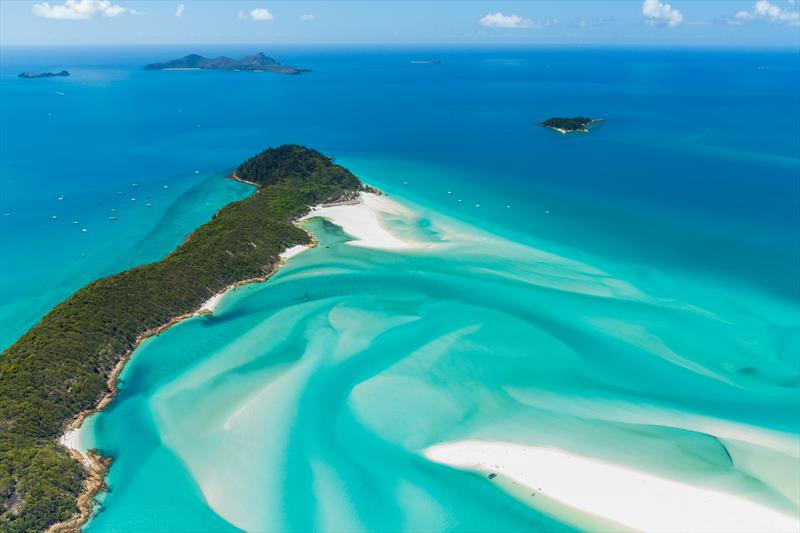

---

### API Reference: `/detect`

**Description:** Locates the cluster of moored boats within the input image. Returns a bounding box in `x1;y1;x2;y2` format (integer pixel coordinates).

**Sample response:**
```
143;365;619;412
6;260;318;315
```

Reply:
47;178;179;228
404;181;521;212
31;178;187;258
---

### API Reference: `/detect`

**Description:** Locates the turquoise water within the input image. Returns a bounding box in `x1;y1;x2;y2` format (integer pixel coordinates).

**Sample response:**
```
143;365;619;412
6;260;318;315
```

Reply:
1;46;798;531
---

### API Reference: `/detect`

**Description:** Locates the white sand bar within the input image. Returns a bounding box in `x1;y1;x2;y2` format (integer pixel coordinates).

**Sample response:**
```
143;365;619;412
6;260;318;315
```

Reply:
301;192;422;250
424;440;800;533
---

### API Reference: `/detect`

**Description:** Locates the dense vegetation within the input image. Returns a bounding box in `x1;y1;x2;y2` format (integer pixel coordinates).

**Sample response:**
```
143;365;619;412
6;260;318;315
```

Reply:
144;52;310;75
17;71;70;79
540;116;597;132
0;145;363;533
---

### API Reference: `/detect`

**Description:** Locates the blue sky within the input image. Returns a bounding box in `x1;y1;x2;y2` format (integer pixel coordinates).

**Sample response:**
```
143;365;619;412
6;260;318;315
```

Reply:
1;0;798;47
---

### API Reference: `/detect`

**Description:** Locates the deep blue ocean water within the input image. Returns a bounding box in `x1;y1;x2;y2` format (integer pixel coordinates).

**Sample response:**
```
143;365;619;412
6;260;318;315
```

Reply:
2;46;798;350
1;46;798;531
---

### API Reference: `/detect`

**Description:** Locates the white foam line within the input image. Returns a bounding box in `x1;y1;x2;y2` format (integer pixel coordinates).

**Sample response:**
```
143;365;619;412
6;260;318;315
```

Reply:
424;440;800;533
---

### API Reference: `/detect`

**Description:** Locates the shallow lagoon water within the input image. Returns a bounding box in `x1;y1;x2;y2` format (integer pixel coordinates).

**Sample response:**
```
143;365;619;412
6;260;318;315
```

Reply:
1;46;798;531
82;197;798;531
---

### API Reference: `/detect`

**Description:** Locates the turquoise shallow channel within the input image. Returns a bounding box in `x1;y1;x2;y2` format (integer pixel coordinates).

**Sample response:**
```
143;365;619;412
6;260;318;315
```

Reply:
1;46;798;532
80;191;799;532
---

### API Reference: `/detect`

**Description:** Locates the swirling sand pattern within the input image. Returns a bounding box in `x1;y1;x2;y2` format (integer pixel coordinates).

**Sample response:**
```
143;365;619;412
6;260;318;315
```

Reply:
85;194;799;532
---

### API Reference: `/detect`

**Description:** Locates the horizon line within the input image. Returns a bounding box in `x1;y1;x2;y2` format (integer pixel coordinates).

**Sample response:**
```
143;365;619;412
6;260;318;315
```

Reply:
2;42;799;50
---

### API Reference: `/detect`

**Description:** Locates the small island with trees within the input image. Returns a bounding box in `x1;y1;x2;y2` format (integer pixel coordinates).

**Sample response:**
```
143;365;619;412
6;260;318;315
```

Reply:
0;146;366;533
18;70;70;79
540;117;602;134
144;52;310;75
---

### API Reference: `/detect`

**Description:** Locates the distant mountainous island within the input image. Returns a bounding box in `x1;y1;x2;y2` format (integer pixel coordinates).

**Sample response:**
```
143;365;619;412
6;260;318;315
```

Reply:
18;70;69;79
143;53;310;75
540;117;602;134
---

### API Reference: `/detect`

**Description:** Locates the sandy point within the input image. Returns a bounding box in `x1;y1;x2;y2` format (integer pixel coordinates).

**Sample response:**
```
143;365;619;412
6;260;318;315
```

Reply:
424;440;800;533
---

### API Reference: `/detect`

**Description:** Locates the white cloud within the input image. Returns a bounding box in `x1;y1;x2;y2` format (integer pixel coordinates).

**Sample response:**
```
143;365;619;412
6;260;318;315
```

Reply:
642;0;683;27
251;8;273;20
239;7;274;20
32;0;130;19
300;13;314;21
734;1;800;26
175;3;185;17
479;12;554;29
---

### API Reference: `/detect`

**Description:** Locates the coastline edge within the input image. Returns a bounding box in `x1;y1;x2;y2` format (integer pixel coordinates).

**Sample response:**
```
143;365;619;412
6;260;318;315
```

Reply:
45;171;330;533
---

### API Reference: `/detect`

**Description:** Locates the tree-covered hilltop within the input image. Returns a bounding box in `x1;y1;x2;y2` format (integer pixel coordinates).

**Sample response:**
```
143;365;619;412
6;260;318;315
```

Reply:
540;117;600;133
144;52;310;75
0;145;364;533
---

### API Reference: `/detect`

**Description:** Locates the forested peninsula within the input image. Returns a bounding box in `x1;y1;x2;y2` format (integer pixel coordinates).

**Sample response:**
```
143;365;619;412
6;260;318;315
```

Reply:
0;146;365;533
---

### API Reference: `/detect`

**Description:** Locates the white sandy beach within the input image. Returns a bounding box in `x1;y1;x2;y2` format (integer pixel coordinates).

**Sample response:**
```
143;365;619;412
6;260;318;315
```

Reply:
59;426;106;471
301;192;427;250
280;244;310;261
58;428;82;454
197;293;224;314
424;440;800;533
